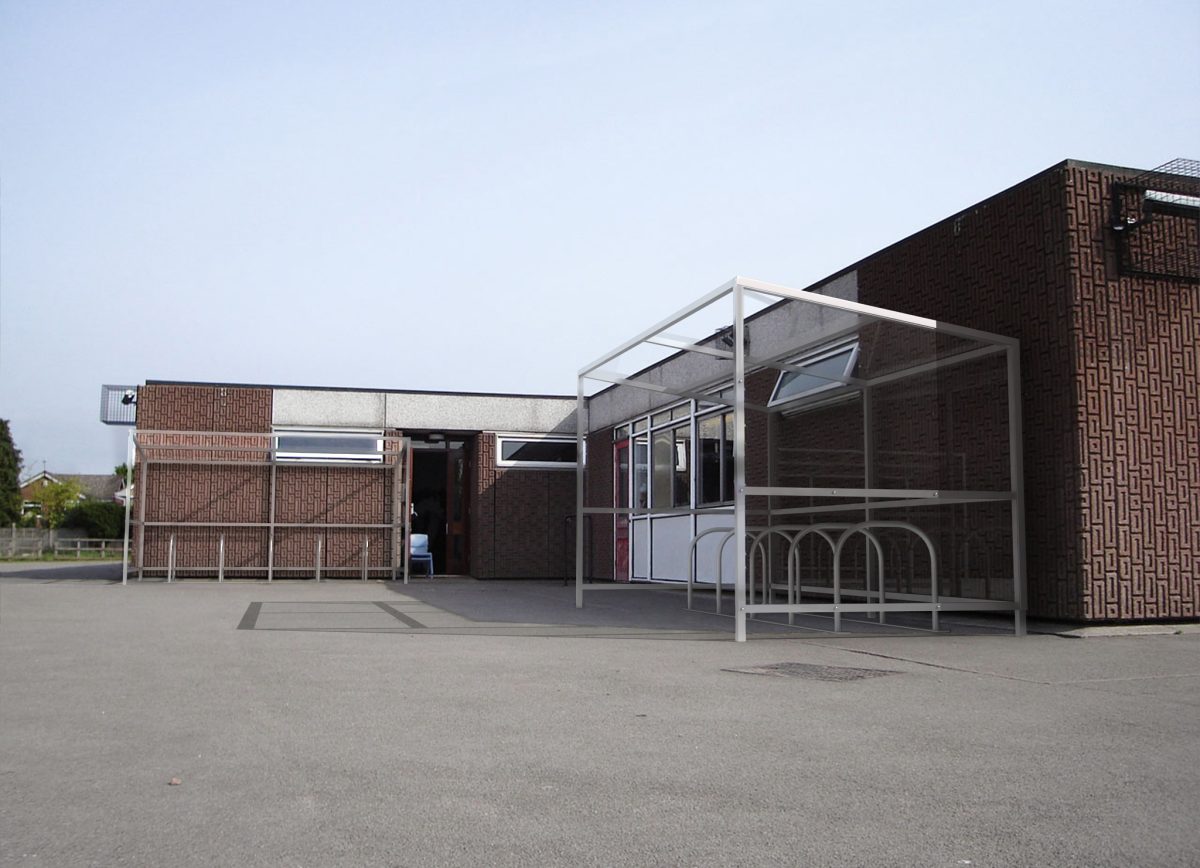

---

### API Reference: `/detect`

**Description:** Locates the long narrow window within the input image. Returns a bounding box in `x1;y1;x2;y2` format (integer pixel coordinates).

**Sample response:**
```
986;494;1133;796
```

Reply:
496;436;578;469
769;341;859;408
633;436;649;509
274;429;384;463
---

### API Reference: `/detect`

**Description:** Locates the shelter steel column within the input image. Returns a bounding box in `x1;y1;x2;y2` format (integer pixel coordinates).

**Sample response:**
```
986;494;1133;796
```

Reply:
575;376;586;608
1007;344;1027;636
733;284;748;642
121;431;134;585
135;452;148;580
267;446;277;582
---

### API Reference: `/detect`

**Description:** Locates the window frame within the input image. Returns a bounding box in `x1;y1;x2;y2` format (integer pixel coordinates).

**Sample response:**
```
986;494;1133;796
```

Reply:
696;410;735;506
495;434;579;470
272;427;385;464
767;340;860;409
650;419;691;508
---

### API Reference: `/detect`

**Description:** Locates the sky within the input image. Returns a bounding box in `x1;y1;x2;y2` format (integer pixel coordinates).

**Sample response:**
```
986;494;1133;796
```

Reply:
1;0;1197;476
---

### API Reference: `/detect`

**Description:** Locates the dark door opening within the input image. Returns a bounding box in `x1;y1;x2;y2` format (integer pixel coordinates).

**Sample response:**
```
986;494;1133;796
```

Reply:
410;435;473;575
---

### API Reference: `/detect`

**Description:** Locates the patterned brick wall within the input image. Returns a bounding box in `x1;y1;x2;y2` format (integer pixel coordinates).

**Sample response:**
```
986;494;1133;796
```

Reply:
1068;167;1200;619
137;384;272;432
135;384;398;578
273;465;394;577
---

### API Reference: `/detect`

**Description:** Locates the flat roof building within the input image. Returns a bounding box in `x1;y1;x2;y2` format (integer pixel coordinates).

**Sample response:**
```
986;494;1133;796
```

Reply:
107;157;1199;629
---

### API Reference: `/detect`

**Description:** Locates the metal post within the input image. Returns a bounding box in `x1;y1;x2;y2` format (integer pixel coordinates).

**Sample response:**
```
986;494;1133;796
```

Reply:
390;440;401;581
218;534;225;582
136;454;148;581
167;534;176;583
733;284;748;642
1007;344;1028;636
315;535;322;582
362;535;369;581
863;386;881;622
575;375;586;608
403;441;412;584
267;445;277;582
766;406;775;607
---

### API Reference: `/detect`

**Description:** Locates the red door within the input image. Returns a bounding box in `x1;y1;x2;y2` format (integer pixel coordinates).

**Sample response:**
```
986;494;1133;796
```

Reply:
614;439;630;582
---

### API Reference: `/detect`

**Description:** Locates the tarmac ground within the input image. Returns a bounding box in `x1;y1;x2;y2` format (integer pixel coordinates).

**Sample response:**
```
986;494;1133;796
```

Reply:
1;563;1198;867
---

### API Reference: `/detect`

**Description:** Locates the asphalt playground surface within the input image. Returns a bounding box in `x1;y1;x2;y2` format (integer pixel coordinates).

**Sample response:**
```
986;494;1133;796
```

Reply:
1;562;1198;867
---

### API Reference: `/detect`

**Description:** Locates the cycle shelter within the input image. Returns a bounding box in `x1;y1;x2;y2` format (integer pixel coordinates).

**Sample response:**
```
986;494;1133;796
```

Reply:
574;277;1026;641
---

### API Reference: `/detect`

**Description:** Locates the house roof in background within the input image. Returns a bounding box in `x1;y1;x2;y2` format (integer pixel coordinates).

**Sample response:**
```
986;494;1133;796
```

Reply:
19;471;123;500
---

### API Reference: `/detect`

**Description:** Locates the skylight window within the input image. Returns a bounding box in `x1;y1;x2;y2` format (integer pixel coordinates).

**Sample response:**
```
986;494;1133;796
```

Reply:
768;341;859;407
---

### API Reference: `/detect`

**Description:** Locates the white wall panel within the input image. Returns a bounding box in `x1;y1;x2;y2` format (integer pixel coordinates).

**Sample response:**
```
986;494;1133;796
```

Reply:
695;513;737;585
650;515;692;580
632;518;650;579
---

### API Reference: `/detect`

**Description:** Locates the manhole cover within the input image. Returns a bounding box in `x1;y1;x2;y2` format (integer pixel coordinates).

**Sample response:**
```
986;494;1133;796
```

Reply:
722;662;900;681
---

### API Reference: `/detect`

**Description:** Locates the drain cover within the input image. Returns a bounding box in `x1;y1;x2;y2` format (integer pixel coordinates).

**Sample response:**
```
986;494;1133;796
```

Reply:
722;662;900;681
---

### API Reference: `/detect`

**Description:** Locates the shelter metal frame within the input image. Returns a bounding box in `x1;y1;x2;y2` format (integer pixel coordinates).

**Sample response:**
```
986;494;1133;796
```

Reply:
575;276;1027;641
121;431;414;584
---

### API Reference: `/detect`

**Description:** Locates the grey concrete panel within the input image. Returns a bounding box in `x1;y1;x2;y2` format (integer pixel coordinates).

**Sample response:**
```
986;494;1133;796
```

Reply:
270;389;575;434
272;389;387;428
384;392;575;433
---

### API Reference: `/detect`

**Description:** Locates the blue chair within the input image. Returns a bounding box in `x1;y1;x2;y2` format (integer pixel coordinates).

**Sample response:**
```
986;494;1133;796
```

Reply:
410;533;434;577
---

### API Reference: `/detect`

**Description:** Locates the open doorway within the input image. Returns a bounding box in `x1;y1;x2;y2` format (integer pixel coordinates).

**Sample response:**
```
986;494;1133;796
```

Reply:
410;435;473;575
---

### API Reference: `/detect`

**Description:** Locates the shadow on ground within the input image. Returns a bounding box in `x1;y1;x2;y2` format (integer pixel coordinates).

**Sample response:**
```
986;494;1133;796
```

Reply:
378;578;1017;639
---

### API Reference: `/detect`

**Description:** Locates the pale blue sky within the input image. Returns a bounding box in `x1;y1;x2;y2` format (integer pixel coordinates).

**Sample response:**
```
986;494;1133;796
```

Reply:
1;0;1197;474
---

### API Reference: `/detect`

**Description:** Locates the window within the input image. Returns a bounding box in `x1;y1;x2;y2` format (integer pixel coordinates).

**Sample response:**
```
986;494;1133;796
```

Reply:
697;412;734;505
651;422;690;508
274;429;384;463
769;341;859;407
496;436;578;469
633;436;649;508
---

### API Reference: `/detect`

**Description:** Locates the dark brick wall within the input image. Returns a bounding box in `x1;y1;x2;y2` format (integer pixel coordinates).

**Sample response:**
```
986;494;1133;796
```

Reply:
585;430;614;580
471;433;577;579
854;164;1077;618
851;162;1198;620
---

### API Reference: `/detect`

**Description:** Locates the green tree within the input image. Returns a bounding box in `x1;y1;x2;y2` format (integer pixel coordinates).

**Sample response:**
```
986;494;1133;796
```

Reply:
0;420;21;525
34;479;84;528
62;500;126;539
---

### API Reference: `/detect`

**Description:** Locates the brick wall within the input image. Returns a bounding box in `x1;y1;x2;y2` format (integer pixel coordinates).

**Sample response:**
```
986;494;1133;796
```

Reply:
135;384;399;578
1068;167;1200;619
853;163;1076;617
585;430;614;580
137;384;272;432
471;433;577;579
852;162;1199;620
581;162;1196;620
